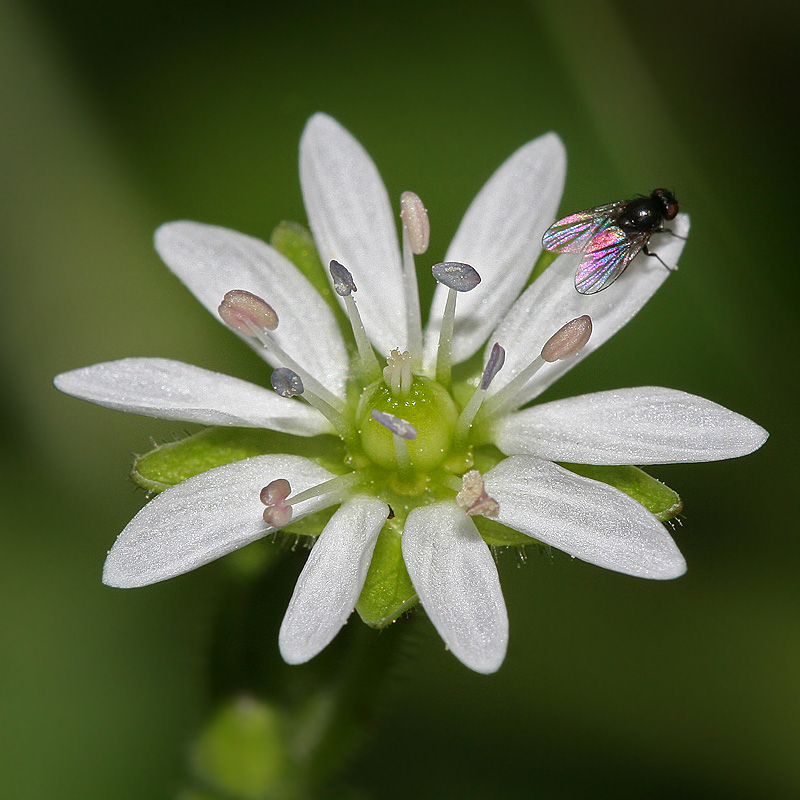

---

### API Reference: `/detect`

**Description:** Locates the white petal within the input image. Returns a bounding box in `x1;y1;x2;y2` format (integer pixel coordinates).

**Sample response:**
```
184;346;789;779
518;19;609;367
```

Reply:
103;456;336;588
300;113;406;355
54;358;331;436
487;214;690;407
493;387;769;464
155;221;348;397
279;495;388;664
402;502;508;674
484;456;685;579
424;133;566;369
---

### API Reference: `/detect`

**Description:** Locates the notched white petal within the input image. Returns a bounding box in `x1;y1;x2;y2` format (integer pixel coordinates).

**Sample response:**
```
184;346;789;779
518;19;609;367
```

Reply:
155;221;348;396
54;358;331;436
487;214;691;407
485;456;686;579
300;113;406;356
279;495;388;664
424;132;567;370
102;456;336;588
493;387;768;464
402;502;508;674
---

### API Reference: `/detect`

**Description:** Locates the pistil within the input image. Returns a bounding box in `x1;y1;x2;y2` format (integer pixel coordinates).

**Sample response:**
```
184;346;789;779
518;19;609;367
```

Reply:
383;349;413;399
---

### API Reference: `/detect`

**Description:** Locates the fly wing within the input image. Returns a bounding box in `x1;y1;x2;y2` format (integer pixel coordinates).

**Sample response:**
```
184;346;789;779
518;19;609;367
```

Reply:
542;202;624;253
574;231;648;294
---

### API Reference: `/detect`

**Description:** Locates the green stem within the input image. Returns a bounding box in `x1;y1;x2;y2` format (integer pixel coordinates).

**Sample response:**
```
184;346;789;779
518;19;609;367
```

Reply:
186;542;411;799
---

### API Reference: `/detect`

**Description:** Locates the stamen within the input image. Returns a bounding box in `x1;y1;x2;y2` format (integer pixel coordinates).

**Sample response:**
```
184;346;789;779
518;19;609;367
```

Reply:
382;349;413;399
328;261;381;382
456;470;500;518
269;367;355;446
371;409;417;478
482;316;593;417
400;191;427;366
218;289;346;415
454;343;505;446
432;262;481;388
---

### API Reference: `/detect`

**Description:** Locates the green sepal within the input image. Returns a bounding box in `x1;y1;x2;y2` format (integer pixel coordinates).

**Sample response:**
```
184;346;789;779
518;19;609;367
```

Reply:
473;516;536;547
191;697;288;799
471;456;682;547
270;221;347;325
561;463;683;522
130;426;346;494
279;507;337;539
356;519;418;628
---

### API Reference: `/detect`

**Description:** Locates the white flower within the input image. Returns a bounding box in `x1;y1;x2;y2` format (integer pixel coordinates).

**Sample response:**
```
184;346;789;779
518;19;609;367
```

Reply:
55;113;768;674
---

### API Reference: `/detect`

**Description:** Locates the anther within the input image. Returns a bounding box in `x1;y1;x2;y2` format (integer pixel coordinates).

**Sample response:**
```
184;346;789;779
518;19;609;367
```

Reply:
371;409;417;440
327;261;381;382
454;343;505;446
481;343;506;390
433;262;481;388
456;470;499;518
271;368;304;397
432;262;481;292
400;191;430;255
218;289;278;334
329;259;357;296
541;315;592;362
482;316;594;417
260;478;293;528
371;409;417;478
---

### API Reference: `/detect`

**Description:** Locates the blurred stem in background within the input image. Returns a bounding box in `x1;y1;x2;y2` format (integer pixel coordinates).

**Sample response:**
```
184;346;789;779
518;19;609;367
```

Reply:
183;548;409;800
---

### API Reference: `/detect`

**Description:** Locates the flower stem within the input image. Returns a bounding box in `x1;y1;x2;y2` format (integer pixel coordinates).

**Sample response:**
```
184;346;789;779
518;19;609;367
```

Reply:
186;548;411;798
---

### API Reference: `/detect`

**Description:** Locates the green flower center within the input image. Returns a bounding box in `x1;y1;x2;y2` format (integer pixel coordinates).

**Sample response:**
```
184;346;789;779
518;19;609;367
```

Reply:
356;377;458;472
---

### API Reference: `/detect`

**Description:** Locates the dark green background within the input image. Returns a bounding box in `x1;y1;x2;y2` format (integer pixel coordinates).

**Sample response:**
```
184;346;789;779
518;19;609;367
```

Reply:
1;0;797;797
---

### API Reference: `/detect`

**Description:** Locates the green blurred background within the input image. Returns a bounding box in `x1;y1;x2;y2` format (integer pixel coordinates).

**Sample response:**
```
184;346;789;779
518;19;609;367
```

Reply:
1;0;797;797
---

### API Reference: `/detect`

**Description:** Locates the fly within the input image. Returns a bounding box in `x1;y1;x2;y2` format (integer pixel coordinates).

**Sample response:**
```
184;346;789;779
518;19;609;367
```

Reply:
542;188;680;294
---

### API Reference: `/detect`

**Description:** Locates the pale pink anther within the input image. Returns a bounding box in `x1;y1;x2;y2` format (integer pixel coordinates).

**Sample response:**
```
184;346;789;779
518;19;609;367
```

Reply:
400;191;430;255
541;315;593;362
260;478;293;528
260;478;291;506
456;470;500;518
218;289;279;335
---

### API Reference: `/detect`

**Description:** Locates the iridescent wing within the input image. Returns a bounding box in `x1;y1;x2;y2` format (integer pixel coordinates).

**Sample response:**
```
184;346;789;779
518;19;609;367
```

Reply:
574;230;649;294
541;201;625;253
